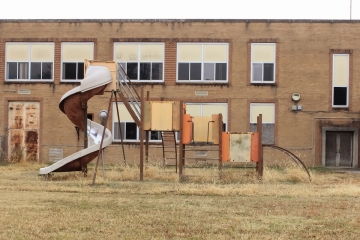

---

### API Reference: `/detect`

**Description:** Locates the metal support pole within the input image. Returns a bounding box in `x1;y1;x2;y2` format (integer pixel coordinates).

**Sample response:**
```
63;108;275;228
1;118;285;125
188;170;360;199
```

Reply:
257;114;263;180
145;91;150;168
91;91;113;185
140;87;144;181
114;90;126;164
218;114;223;180
179;101;184;181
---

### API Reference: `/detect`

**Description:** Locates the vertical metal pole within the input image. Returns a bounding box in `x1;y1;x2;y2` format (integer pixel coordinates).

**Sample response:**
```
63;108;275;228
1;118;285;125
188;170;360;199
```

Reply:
140;87;144;181
114;91;126;164
145;91;150;168
257;114;263;179
91;92;113;186
350;0;352;20
179;101;184;181
218;114;223;180
84;105;88;149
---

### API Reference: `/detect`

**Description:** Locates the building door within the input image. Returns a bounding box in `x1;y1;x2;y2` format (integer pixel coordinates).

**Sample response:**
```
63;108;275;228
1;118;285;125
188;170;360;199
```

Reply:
8;102;40;162
325;131;353;167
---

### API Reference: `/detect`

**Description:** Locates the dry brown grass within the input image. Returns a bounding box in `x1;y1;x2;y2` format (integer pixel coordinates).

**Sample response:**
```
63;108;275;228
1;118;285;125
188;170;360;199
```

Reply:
0;161;360;239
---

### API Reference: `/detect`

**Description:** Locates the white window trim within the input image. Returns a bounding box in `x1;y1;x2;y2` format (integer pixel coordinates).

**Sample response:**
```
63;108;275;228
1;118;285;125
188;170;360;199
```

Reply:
185;102;228;131
114;42;165;82
176;43;229;82
112;103;163;143
249;103;275;124
332;54;349;108
5;42;54;82
60;42;94;82
250;43;276;84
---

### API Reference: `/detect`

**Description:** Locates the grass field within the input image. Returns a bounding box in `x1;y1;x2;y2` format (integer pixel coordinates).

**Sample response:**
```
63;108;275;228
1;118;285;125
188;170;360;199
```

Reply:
0;162;360;239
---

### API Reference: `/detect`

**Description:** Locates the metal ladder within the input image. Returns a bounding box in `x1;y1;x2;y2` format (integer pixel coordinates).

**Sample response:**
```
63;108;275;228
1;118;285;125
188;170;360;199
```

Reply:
116;64;141;126
161;131;178;172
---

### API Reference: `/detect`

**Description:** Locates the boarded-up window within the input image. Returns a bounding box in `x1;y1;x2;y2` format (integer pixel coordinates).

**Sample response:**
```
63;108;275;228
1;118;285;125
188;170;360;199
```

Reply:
250;103;275;144
332;54;349;107
8;102;40;162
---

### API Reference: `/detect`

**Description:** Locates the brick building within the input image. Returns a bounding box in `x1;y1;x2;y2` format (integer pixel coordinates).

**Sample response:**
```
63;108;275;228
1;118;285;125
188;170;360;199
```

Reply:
0;19;359;168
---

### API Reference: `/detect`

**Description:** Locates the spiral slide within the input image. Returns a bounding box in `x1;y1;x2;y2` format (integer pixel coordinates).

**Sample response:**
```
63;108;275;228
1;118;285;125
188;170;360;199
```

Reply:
39;66;113;174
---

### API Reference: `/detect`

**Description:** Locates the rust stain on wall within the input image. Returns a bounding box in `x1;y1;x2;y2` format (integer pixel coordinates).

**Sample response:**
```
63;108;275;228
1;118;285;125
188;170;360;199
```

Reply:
8;102;40;162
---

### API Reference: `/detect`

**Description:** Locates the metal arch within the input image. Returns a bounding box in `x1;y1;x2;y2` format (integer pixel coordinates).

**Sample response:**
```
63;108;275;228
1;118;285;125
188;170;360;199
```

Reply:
264;145;312;182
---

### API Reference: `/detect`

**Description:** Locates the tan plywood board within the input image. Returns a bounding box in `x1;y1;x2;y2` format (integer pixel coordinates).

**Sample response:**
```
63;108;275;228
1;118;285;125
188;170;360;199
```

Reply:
230;133;251;162
172;101;181;131
143;101;151;130
193;116;213;142
151;102;173;131
211;114;220;144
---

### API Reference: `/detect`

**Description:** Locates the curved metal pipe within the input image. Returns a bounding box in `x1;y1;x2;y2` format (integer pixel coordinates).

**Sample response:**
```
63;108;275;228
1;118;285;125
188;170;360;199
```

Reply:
264;145;312;182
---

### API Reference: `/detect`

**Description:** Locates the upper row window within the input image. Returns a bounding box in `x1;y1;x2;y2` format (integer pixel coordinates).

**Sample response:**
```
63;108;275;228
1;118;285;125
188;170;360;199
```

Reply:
251;43;276;83
114;43;164;82
61;42;94;82
177;43;228;82
6;43;54;81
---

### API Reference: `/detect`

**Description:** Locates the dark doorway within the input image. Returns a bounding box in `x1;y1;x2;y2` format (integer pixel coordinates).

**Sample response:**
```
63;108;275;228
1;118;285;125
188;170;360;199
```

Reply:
325;131;353;167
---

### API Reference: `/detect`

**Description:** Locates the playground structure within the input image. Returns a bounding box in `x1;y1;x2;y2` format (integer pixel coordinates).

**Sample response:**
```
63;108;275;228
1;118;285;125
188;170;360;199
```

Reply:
39;60;311;183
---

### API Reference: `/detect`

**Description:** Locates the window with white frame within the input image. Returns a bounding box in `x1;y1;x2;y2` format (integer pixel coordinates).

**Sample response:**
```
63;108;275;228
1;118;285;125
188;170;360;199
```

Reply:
185;103;228;131
250;103;275;144
6;43;54;81
114;43;164;81
61;42;94;81
332;54;349;107
177;43;228;82
251;43;276;83
112;103;162;142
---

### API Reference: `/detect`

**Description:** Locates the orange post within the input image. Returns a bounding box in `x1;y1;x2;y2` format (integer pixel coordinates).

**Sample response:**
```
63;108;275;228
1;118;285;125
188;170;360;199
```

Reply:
251;132;259;162
221;132;230;162
182;114;192;144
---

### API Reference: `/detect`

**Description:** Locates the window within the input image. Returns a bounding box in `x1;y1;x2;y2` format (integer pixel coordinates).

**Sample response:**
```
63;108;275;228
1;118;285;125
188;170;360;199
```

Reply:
250;103;275;144
112;103;162;142
177;43;228;82
332;54;349;108
251;43;276;83
61;42;94;81
114;43;164;82
6;43;54;81
185;103;228;131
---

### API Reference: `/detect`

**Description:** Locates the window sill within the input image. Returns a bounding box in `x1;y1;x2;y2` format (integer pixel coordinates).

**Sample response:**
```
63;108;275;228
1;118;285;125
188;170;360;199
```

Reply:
250;82;277;87
5;80;54;84
176;82;229;87
130;82;165;86
112;141;165;145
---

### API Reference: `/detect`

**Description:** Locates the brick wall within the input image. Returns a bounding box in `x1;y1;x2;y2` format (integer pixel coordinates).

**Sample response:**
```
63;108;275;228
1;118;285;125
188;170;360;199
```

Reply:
1;20;360;167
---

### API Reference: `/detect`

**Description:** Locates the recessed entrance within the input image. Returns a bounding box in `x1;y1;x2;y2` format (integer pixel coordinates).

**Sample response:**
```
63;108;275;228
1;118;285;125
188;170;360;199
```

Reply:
322;128;358;168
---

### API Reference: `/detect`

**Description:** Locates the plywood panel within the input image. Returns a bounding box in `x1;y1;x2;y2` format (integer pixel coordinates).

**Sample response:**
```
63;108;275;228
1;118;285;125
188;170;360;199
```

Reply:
333;55;349;87
114;44;138;61
62;43;94;62
250;104;275;123
140;44;163;61
87;60;117;91
230;133;251;162
112;103;134;122
172;101;181;131
252;44;275;63
31;44;54;61
143;101;151;130
151;102;173;131
204;44;228;62
193;116;213;142
186;104;201;117
203;104;227;122
178;44;202;62
6;44;29;61
211;114;220;144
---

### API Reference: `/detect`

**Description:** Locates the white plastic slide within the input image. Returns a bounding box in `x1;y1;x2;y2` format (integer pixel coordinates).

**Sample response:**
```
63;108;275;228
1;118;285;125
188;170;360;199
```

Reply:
39;66;113;175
